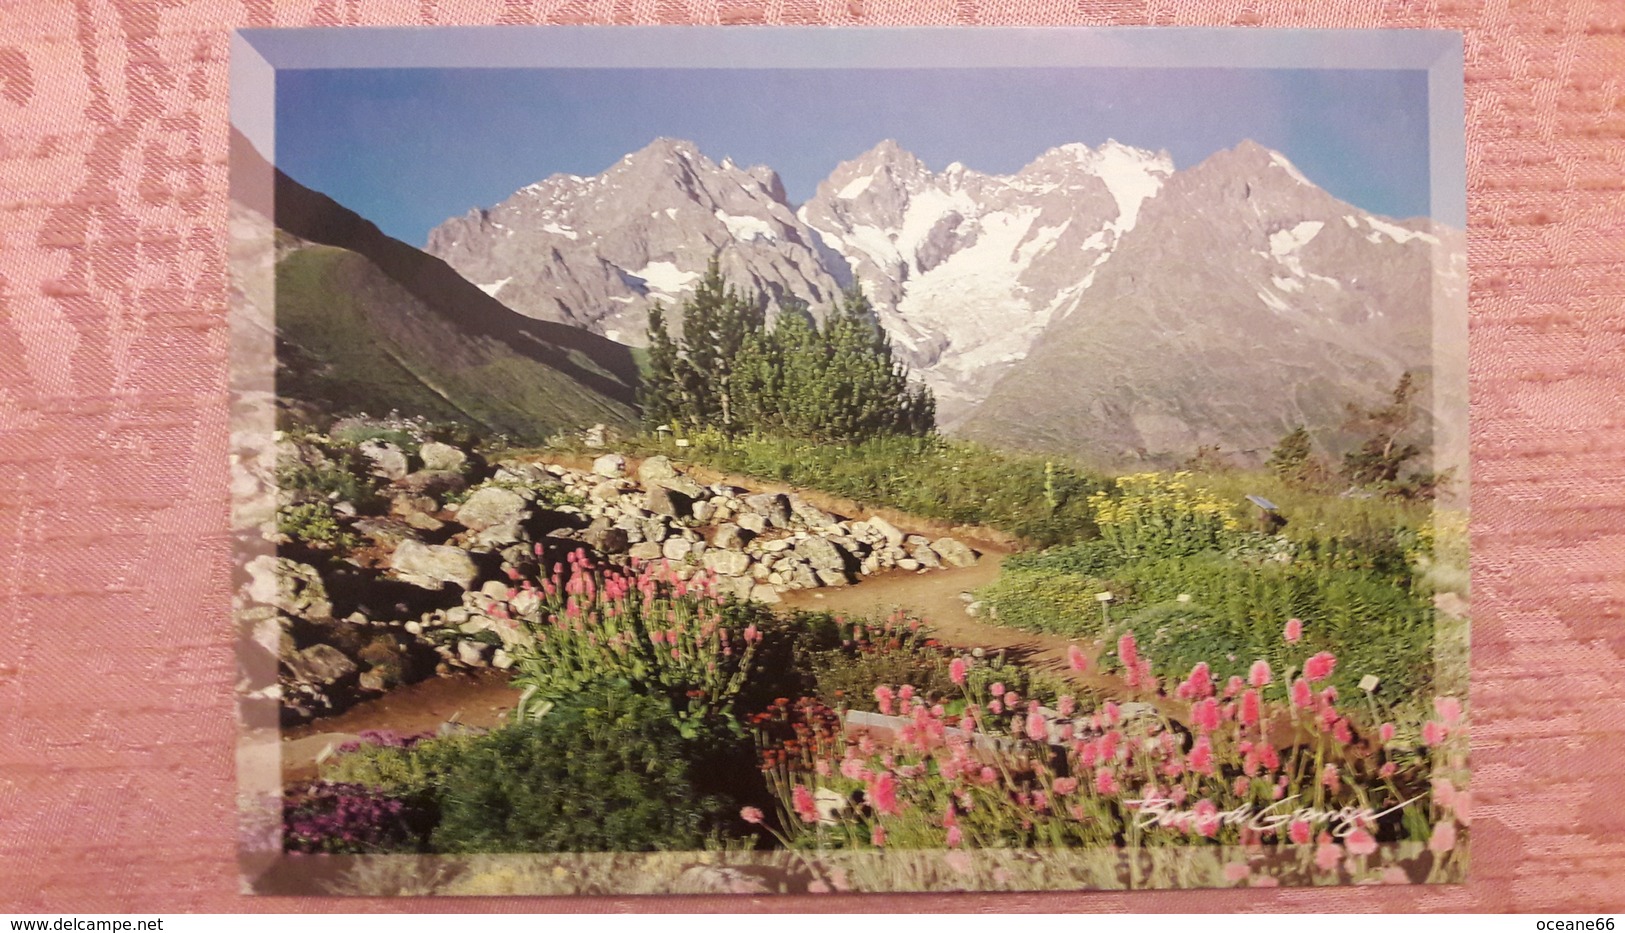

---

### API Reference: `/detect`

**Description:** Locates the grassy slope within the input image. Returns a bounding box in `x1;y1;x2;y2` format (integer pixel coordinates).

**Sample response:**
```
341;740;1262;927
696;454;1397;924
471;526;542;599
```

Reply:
277;245;637;441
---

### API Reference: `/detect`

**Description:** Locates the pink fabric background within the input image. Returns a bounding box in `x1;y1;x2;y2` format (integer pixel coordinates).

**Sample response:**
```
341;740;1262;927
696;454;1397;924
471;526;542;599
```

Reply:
1;0;1622;913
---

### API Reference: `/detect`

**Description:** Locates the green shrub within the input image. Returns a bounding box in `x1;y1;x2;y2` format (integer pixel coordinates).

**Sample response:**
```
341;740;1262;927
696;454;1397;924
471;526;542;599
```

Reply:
276;501;358;552
1087;471;1245;560
976;566;1108;638
429;689;736;854
278;445;386;513
1005;538;1125;576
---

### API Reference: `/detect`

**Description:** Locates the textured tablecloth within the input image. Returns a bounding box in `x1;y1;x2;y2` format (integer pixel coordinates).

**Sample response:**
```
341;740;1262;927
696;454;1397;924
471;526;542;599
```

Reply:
1;0;1623;913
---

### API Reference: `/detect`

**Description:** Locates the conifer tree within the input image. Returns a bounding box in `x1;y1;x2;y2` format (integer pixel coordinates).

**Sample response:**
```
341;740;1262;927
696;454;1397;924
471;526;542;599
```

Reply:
640;303;682;429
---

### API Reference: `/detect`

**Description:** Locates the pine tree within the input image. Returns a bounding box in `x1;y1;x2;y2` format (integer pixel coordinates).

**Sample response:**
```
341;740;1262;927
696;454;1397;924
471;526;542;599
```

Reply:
640;304;682;429
1342;372;1423;486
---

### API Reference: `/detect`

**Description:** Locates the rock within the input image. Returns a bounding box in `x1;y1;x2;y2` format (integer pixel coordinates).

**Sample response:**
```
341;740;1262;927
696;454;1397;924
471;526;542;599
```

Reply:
284;644;357;689
583;424;608;448
750;584;782;604
457;640;488;666
712;522;752;551
492;648;514;670
582;524;631;554
353;517;417;550
645;485;692;518
690;501;715;523
662;537;694;562
788;495;837;528
794;536;849;574
629;542;664;561
867;515;906;548
244;556;332;622
965;600;983;617
590;480;627;503
592;453;626;478
470;519;525;551
637;455;679;485
358;440;409;481
399;470;466;498
815;568;851;587
391;540;479;590
401;511;444;532
737;512;767;535
480;580;509;601
931;537;979;567
356;636;412;691
704;550;752;577
909;543;942;569
418;442;468;473
763;538;793;553
744;492;792;527
898;558;921;572
860;555;880;575
457;486;529;531
642;518;670;544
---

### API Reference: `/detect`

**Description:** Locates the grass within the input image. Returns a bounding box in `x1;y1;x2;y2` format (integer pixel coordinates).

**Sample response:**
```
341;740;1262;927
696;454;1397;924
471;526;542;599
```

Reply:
275;246;637;443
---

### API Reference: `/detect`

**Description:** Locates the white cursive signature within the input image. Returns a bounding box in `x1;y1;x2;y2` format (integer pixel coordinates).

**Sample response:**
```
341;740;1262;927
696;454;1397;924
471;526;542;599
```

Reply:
1122;793;1426;837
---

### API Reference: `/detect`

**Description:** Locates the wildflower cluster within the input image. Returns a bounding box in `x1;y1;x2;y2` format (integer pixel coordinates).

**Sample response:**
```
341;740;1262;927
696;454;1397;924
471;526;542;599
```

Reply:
1088;472;1243;559
281;781;432;855
752;617;1467;882
494;547;765;736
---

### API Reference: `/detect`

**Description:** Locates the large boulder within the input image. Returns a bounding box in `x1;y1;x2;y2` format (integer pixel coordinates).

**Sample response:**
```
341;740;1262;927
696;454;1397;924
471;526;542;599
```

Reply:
646;485;692;518
283;643;357;689
391;540;479;590
456;486;529;531
418;441;468;474
244;556;332;622
788;495;838;528
744;492;792;528
582;523;631;555
703;549;752;577
628;541;665;561
909;543;942;569
931;537;979;568
868;515;906;548
399;470;466;498
592;453;627;478
662;537;695;562
794;537;849;574
736;512;768;535
352;517;417;550
712;522;752;551
358;440;409;481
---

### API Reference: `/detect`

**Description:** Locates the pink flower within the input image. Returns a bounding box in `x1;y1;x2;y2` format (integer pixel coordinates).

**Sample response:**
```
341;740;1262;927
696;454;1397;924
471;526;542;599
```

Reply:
990;682;1006;697
1345;828;1377;856
1232;776;1251;797
1289;820;1312;845
1192;698;1221;733
1103;701;1121;726
1303;651;1337;683
1095;768;1119;795
1379;762;1397;778
1223;862;1250;882
949;657;968;685
1322;764;1341;794
1117;631;1140;671
898;684;915;704
1249;659;1273;688
1429;820;1457;854
867;772;901;815
1241;689;1262;727
1314;841;1341;872
1292;679;1314;709
945;825;963;848
871;824;887;847
1434;696;1463;727
1422;721;1446;746
1379;722;1396;743
793;785;820;824
1026;708;1048;740
874;685;895;716
841;756;866;780
1068;643;1090;673
740;806;764;824
1188;736;1214;775
1053;777;1079;796
1284;618;1303;643
1058;695;1076;717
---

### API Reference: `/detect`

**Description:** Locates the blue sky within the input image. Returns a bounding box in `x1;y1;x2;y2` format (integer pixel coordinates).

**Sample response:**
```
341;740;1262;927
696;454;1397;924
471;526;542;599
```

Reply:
276;67;1433;247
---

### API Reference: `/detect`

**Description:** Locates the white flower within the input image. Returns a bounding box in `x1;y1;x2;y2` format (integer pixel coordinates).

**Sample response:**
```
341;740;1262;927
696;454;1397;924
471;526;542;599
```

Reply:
1095;592;1114;603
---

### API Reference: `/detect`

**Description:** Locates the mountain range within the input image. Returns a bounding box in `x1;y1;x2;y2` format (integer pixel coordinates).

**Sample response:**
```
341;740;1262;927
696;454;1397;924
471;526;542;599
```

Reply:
421;135;1465;472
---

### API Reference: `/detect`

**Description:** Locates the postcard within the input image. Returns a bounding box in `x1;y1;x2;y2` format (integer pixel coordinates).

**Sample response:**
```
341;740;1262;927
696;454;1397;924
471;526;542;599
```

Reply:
231;26;1469;896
